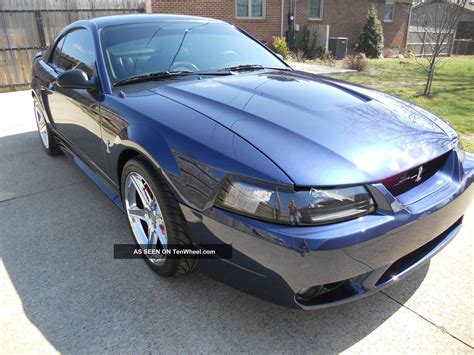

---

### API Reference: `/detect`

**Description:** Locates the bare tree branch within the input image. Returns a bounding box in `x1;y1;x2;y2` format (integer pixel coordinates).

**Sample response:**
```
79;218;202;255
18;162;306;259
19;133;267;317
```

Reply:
411;0;467;95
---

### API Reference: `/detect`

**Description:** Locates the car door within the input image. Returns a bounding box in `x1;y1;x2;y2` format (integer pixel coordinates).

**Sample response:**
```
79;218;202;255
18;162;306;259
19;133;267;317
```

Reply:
46;28;107;174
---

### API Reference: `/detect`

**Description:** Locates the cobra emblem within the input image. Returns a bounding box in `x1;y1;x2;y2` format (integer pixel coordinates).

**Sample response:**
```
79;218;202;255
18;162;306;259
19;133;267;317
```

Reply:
415;166;424;183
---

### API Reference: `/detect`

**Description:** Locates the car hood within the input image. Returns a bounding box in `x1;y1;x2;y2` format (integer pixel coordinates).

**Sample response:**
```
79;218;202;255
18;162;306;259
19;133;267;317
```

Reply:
149;70;455;186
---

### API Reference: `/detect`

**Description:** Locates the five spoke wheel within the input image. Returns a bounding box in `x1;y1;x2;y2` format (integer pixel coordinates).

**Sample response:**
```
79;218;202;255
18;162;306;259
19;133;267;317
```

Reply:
124;172;168;265
34;100;49;149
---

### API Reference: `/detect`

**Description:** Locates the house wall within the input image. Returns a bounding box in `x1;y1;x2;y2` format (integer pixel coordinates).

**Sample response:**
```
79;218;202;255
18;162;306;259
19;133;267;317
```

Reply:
151;0;410;50
151;0;289;43
294;0;410;50
382;2;411;49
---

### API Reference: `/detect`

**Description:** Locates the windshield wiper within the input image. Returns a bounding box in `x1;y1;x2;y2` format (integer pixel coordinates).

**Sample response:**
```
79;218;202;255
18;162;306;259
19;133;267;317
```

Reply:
220;64;291;72
113;71;194;87
113;70;234;87
113;64;290;86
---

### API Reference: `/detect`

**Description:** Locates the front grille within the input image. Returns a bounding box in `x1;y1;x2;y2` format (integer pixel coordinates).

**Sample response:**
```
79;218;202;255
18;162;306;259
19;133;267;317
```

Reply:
381;152;450;196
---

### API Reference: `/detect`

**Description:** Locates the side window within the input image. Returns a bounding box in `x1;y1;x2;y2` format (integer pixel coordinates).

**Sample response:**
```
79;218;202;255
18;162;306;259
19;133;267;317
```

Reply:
49;36;65;68
59;29;96;79
384;0;395;22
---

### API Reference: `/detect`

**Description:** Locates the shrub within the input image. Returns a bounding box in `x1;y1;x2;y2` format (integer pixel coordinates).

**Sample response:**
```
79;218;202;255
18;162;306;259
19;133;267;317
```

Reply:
404;49;415;59
355;5;384;58
313;49;336;67
343;53;369;71
295;50;305;62
272;36;291;60
294;26;309;53
293;25;319;60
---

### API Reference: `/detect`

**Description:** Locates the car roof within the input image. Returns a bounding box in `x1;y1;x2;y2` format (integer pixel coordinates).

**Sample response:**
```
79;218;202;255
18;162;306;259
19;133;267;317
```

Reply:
85;14;225;29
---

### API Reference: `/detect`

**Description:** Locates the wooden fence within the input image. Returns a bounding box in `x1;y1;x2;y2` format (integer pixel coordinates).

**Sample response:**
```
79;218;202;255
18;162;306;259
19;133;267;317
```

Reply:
296;24;329;51
406;26;456;57
0;0;146;92
452;39;474;55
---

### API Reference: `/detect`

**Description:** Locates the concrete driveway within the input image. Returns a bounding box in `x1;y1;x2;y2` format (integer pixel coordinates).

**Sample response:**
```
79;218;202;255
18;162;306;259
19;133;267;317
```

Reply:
0;90;473;354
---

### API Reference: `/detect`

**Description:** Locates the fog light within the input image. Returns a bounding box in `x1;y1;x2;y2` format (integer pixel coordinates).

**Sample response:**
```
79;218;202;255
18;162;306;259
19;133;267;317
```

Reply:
296;281;346;302
296;285;324;300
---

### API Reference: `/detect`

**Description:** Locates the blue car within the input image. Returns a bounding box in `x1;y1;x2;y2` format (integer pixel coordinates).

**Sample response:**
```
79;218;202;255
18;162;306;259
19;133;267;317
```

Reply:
31;14;473;309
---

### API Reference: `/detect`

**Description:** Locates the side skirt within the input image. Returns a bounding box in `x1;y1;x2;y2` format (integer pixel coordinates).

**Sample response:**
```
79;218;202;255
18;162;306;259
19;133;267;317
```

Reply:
59;143;125;211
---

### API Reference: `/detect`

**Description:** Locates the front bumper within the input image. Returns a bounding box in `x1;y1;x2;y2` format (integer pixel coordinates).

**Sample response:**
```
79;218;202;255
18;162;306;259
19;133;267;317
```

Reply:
182;151;474;309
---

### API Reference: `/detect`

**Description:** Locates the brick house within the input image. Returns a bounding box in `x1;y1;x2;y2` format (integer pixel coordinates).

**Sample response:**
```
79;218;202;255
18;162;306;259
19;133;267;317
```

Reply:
150;0;412;51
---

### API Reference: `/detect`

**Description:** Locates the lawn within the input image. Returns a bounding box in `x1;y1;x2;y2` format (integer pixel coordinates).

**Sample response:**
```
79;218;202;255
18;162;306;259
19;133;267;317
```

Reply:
327;56;474;152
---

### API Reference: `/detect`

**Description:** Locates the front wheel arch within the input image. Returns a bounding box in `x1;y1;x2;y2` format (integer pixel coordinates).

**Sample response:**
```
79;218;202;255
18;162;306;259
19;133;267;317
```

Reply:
117;148;140;192
116;147;180;205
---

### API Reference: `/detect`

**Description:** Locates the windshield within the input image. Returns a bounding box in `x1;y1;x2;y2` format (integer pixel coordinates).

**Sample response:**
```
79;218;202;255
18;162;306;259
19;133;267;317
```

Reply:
100;21;286;84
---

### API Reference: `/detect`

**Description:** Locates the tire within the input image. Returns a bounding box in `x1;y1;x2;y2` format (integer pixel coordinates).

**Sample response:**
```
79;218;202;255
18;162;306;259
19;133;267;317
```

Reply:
33;97;61;156
121;157;198;276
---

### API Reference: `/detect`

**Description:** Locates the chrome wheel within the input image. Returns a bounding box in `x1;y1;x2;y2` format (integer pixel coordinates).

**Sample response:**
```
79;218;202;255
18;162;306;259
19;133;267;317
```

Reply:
124;171;168;265
34;100;49;149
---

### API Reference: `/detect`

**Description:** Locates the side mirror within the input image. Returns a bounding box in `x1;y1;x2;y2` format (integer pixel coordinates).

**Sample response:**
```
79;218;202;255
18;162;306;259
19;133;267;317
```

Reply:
57;69;96;89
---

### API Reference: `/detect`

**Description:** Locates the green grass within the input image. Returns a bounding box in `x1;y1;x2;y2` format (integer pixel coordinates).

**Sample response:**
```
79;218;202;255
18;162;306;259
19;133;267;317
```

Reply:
327;56;474;152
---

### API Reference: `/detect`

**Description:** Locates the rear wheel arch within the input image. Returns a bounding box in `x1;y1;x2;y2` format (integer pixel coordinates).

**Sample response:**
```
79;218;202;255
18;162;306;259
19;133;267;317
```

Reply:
31;90;42;108
32;93;61;156
31;89;54;126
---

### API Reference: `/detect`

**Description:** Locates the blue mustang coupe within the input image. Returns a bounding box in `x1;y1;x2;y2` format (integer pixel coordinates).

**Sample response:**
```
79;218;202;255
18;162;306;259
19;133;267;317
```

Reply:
31;14;473;309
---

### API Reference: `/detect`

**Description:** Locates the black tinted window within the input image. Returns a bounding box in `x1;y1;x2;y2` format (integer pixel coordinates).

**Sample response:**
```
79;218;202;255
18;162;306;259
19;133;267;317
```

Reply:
100;22;285;84
59;29;96;78
50;36;65;68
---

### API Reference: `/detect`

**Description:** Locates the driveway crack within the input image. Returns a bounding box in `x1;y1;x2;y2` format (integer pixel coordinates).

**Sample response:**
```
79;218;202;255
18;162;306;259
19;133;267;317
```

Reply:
381;291;473;349
0;180;89;204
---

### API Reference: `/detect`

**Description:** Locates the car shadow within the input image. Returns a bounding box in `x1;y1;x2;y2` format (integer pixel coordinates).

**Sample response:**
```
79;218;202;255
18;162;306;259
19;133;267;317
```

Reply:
0;131;428;353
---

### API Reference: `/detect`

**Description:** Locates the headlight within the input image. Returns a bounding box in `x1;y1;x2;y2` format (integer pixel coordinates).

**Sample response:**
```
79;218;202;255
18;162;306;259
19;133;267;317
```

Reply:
215;176;375;226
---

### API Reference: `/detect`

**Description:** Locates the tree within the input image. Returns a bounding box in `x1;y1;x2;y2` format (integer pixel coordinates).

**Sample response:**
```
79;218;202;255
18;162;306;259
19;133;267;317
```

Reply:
355;5;384;58
412;0;467;96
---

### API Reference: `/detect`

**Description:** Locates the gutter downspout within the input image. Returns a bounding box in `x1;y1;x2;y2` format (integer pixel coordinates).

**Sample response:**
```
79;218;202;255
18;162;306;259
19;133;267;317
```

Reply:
294;0;297;26
280;0;285;37
145;0;152;13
